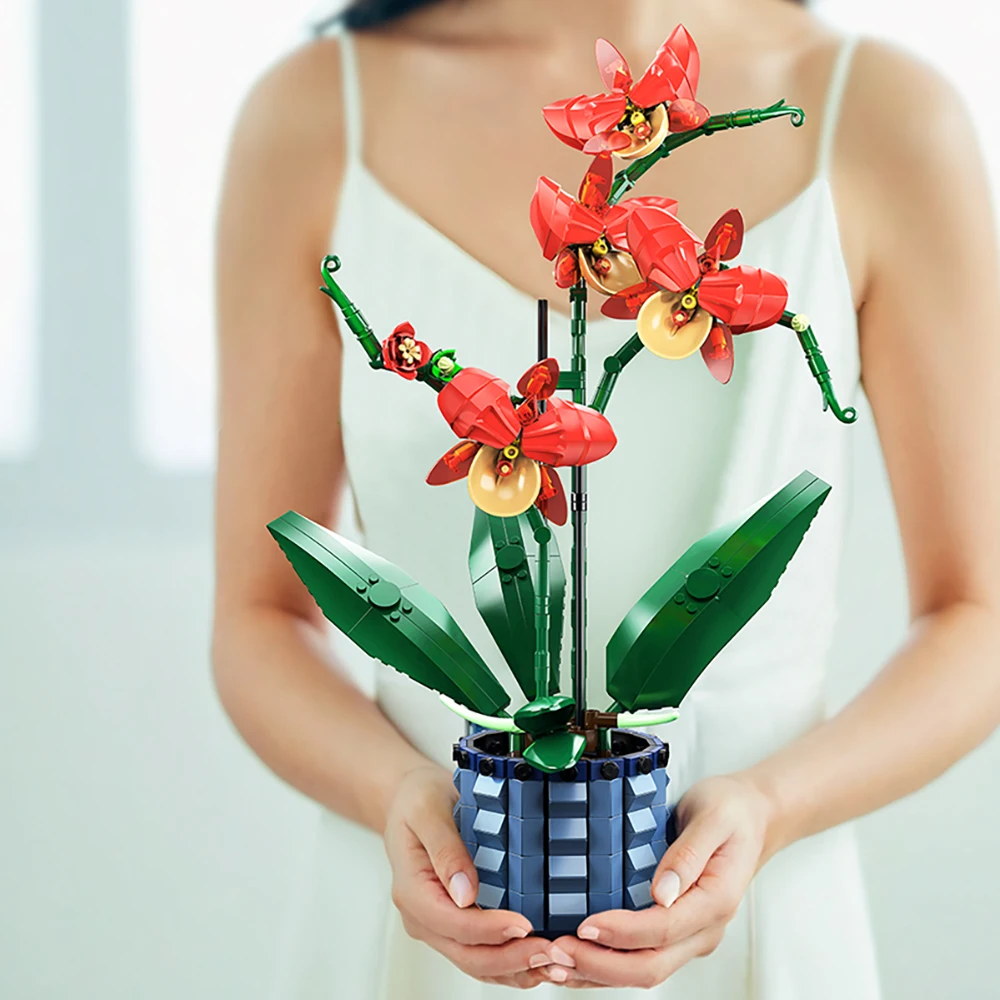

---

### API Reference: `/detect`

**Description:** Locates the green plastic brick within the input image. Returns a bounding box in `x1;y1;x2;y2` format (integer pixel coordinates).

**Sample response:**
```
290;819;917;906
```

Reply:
523;731;587;775
269;511;509;715
606;471;832;711
468;509;565;700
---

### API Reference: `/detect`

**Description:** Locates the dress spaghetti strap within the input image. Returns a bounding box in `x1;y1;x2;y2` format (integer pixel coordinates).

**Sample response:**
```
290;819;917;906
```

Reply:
815;35;860;178
333;27;363;166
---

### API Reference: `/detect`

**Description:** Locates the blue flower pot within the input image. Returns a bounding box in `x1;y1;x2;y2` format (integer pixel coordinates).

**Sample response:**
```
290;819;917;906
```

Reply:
452;728;674;937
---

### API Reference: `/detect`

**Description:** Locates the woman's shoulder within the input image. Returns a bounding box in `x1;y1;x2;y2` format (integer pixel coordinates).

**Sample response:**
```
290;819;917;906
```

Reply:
230;36;347;168
221;35;350;243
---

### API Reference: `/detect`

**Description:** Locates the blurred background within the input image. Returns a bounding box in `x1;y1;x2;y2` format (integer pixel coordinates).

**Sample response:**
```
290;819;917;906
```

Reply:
1;1;998;997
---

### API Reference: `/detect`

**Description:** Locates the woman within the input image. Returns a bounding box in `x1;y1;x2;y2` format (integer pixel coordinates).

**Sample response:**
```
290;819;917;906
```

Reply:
212;0;1000;994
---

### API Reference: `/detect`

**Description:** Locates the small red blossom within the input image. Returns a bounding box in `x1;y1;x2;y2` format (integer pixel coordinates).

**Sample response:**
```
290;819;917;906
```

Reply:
382;322;430;379
542;25;710;160
426;359;616;523
625;205;789;383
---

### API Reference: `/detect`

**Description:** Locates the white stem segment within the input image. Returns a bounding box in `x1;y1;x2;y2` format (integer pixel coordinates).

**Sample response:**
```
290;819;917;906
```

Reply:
439;695;524;733
617;708;680;728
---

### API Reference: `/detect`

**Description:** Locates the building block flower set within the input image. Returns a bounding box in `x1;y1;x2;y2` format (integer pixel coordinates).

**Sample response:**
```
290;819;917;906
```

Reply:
268;26;856;936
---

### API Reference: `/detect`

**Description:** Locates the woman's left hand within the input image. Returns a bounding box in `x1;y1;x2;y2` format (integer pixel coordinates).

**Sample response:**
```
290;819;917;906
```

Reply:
542;773;775;989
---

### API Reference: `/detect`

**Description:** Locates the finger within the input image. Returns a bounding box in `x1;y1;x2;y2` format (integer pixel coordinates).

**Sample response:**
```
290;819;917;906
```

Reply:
387;823;532;945
651;810;730;907
576;834;746;949
481;972;550;989
549;929;718;989
404;792;480;909
419;923;554;981
575;904;670;950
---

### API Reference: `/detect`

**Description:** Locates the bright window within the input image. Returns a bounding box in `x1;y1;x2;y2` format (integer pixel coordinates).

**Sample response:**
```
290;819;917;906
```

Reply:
130;1;330;470
0;0;38;459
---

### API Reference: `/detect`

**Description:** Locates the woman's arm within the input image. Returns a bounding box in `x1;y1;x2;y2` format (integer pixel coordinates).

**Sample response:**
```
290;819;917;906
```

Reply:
749;37;1000;856
213;42;429;833
544;42;1000;988
212;42;552;985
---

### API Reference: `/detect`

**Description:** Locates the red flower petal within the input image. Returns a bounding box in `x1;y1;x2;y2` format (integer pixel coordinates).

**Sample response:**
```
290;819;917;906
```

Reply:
703;209;744;263
521;397;617;467
529;177;605;260
426;440;481;485
629;24;701;109
517;358;560;401
582;130;633;154
667;98;710;133
542;92;629;150
437;368;520;450
577;152;614;212
698;266;789;333
554;249;582;288
700;321;735;384
536;466;568;526
553;248;581;288
604;196;679;249
595;37;633;93
600;280;659;319
626;205;703;291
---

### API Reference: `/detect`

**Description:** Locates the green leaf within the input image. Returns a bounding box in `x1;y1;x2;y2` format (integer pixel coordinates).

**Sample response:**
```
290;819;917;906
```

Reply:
269;511;509;715
606;471;832;711
523;732;587;774
468;508;565;700
513;695;575;736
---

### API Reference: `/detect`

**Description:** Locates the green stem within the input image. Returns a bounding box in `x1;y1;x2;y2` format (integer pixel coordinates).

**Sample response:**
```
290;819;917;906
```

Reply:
525;506;553;698
778;309;858;423
319;255;383;367
569;282;588;727
591;333;645;413
607;100;805;206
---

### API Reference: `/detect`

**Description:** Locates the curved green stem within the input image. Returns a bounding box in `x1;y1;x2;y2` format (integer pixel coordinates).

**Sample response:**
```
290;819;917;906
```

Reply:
778;309;858;423
440;695;523;733
608;100;806;206
617;708;680;728
319;255;383;367
591;333;644;413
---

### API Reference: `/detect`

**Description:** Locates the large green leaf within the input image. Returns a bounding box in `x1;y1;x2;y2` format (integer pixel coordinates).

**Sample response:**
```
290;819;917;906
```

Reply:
269;511;509;715
606;471;831;711
468;509;565;700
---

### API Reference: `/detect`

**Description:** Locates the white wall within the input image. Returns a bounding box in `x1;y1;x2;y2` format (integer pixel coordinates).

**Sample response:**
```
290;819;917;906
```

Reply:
2;1;999;998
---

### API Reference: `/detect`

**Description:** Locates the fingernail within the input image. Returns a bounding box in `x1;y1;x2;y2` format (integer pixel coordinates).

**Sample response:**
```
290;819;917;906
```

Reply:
529;953;552;968
654;870;681;908
448;872;475;908
547;966;569;983
502;926;529;940
577;925;600;941
550;945;576;967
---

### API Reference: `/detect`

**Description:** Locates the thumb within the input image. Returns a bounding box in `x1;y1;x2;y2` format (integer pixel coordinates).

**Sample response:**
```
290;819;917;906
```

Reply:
652;811;725;908
408;794;480;909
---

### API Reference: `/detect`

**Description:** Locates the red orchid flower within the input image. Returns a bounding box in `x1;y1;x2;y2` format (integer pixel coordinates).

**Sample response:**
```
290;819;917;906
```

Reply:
542;25;710;160
382;322;431;379
529;152;677;309
625;205;789;384
426;359;616;524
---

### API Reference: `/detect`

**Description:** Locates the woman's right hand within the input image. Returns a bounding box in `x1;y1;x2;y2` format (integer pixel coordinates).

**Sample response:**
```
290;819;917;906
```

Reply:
383;765;554;988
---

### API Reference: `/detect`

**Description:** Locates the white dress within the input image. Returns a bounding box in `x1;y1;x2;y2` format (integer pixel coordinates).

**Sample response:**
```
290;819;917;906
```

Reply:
271;28;882;1000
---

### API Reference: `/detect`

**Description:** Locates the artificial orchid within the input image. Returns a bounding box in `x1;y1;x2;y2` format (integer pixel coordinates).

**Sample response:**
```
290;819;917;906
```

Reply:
543;26;710;159
426;359;616;524
625;205;789;383
529;152;676;313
